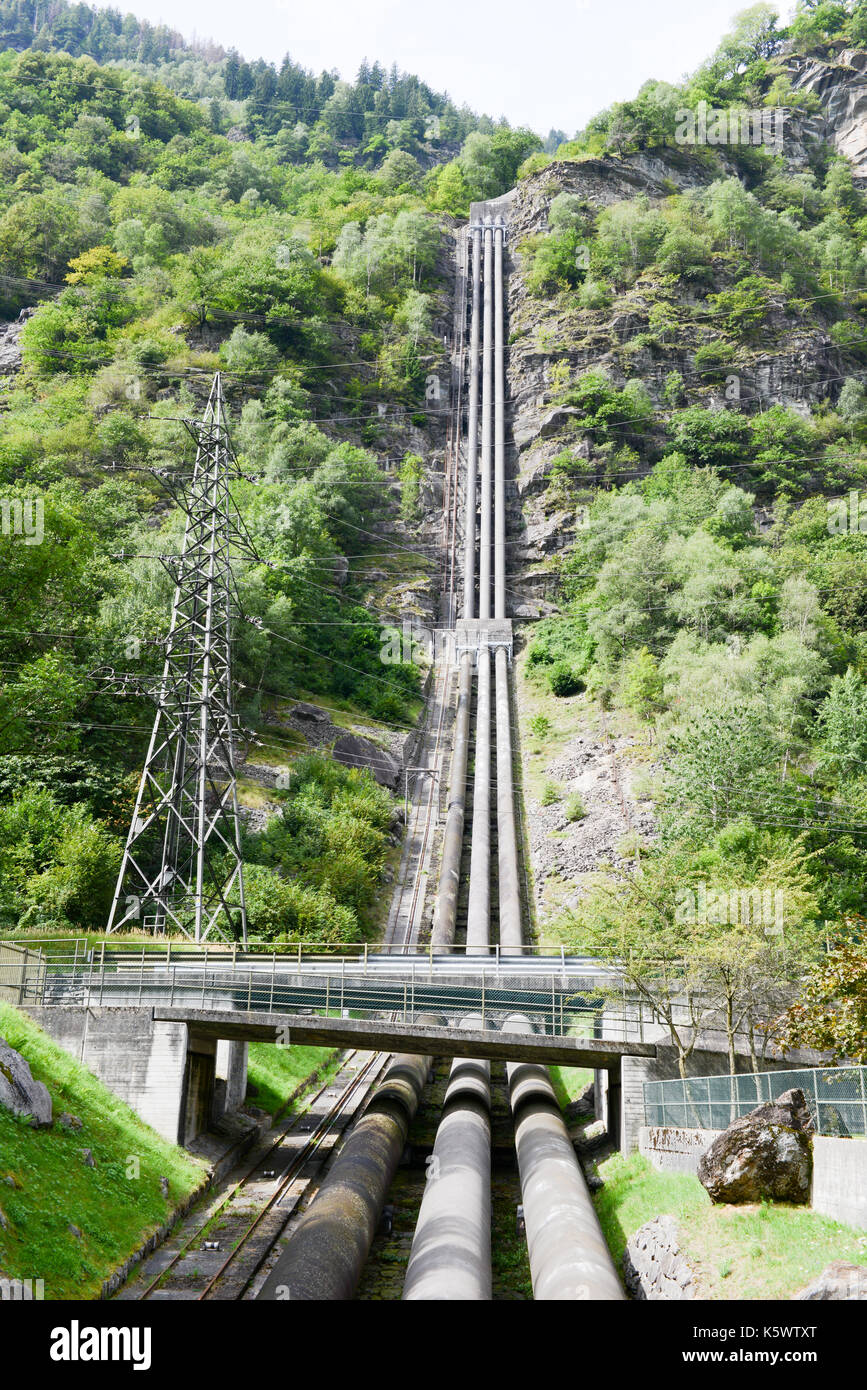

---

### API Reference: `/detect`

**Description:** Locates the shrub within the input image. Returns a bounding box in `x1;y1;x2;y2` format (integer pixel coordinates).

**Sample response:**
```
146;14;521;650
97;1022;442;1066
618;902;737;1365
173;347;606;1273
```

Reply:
220;325;280;375
242;863;356;942
564;792;586;821
529;713;552;738
541;780;562;806
549;661;585;697
577;278;612;310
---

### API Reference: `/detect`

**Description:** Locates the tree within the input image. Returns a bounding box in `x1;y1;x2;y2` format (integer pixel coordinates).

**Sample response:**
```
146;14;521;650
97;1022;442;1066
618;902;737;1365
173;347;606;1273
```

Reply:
775;924;867;1063
621;646;664;729
378;147;421;192
817;667;867;778
663;706;778;840
562;856;728;1079
65;244;128;283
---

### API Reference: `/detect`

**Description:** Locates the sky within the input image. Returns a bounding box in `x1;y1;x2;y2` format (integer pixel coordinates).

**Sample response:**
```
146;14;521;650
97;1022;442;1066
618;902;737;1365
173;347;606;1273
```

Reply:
101;0;794;134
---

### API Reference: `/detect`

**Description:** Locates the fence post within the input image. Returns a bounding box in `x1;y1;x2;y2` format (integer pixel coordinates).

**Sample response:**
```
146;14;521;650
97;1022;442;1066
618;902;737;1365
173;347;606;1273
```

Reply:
859;1067;867;1140
247;968;252;1013
270;952;276;1012
325;976;330;1016
411;962;415;1018
170;967;175;1006
98;942;105;1006
137;946;144;1007
364;943;368;977
812;1069;822;1136
551;979;556;1036
340;958;345;1015
481;973;485;1028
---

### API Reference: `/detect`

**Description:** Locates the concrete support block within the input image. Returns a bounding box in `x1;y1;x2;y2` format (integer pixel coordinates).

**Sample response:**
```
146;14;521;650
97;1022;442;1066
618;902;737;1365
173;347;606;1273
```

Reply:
213;1038;248;1122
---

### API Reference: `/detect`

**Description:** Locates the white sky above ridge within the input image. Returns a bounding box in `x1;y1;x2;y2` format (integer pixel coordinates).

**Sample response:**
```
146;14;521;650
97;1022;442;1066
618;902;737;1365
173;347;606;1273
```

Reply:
93;0;796;136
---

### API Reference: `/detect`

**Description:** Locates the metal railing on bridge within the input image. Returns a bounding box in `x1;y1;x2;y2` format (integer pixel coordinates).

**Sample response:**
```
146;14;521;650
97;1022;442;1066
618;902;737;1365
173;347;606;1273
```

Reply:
644;1065;867;1138
5;942;625;1041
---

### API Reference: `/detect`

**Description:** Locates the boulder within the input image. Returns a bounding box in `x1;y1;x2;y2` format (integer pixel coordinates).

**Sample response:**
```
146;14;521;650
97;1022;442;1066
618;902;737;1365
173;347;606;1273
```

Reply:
0;1036;52;1128
290;702;330;723
794;1262;867;1300
624;1215;696;1300
332;734;401;789
59;1112;82;1131
79;1149;95;1168
697;1087;812;1205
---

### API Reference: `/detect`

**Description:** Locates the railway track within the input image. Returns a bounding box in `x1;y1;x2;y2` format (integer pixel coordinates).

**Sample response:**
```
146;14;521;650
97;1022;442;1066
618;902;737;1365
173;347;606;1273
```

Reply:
123;1050;389;1302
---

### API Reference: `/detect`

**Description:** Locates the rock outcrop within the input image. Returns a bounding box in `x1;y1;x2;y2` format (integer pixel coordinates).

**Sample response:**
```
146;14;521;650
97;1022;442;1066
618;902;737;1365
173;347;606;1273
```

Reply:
332;733;401;789
0;1036;52;1127
794;1261;867;1300
697;1088;813;1205
788;48;867;179
0;309;33;374
623;1215;696;1300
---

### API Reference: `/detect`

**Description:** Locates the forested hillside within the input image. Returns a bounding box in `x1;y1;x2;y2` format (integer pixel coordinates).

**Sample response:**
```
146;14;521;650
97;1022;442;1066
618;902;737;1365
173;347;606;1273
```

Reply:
0;16;536;941
508;1;867;1060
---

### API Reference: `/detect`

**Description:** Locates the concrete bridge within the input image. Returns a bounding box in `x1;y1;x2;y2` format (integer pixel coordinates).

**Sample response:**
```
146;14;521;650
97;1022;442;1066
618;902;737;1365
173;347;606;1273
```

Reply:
2;942;655;1148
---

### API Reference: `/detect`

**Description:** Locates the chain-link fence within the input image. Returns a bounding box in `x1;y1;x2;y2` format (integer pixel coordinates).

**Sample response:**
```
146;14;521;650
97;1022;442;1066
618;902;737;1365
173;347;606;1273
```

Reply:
644;1066;867;1138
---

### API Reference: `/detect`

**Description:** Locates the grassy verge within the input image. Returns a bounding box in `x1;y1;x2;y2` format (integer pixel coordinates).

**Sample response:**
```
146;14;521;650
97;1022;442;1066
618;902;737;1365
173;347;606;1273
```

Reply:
0;1002;206;1299
594;1151;867;1299
245;1042;342;1116
549;1065;594;1107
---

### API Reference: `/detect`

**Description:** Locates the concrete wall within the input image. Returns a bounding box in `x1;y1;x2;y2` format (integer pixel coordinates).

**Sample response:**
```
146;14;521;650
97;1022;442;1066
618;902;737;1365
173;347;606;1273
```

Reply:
812;1135;867;1230
639;1124;721;1173
640;1125;867;1231
26;1006;191;1145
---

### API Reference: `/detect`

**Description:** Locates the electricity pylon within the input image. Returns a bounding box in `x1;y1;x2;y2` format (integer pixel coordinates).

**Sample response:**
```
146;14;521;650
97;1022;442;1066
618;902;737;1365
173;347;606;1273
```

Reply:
106;373;252;943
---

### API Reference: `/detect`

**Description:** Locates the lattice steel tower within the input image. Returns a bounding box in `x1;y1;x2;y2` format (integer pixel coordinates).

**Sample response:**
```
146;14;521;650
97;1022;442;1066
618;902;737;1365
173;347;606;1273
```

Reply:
107;374;250;943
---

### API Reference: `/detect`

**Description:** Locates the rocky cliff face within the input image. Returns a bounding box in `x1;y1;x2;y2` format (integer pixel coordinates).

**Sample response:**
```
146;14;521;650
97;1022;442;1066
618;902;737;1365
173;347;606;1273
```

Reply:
502;128;857;611
499;63;867;920
787;47;867;179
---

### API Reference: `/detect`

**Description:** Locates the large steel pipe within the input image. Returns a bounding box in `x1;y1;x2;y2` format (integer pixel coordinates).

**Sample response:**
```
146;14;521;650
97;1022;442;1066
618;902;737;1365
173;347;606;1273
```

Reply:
465;646;490;954
495;646;522;949
402;1018;492;1301
479;218;493;623
432;651;472;949
505;1015;624;1301
257;1049;432;1301
494;217;506;622
463;226;481;621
